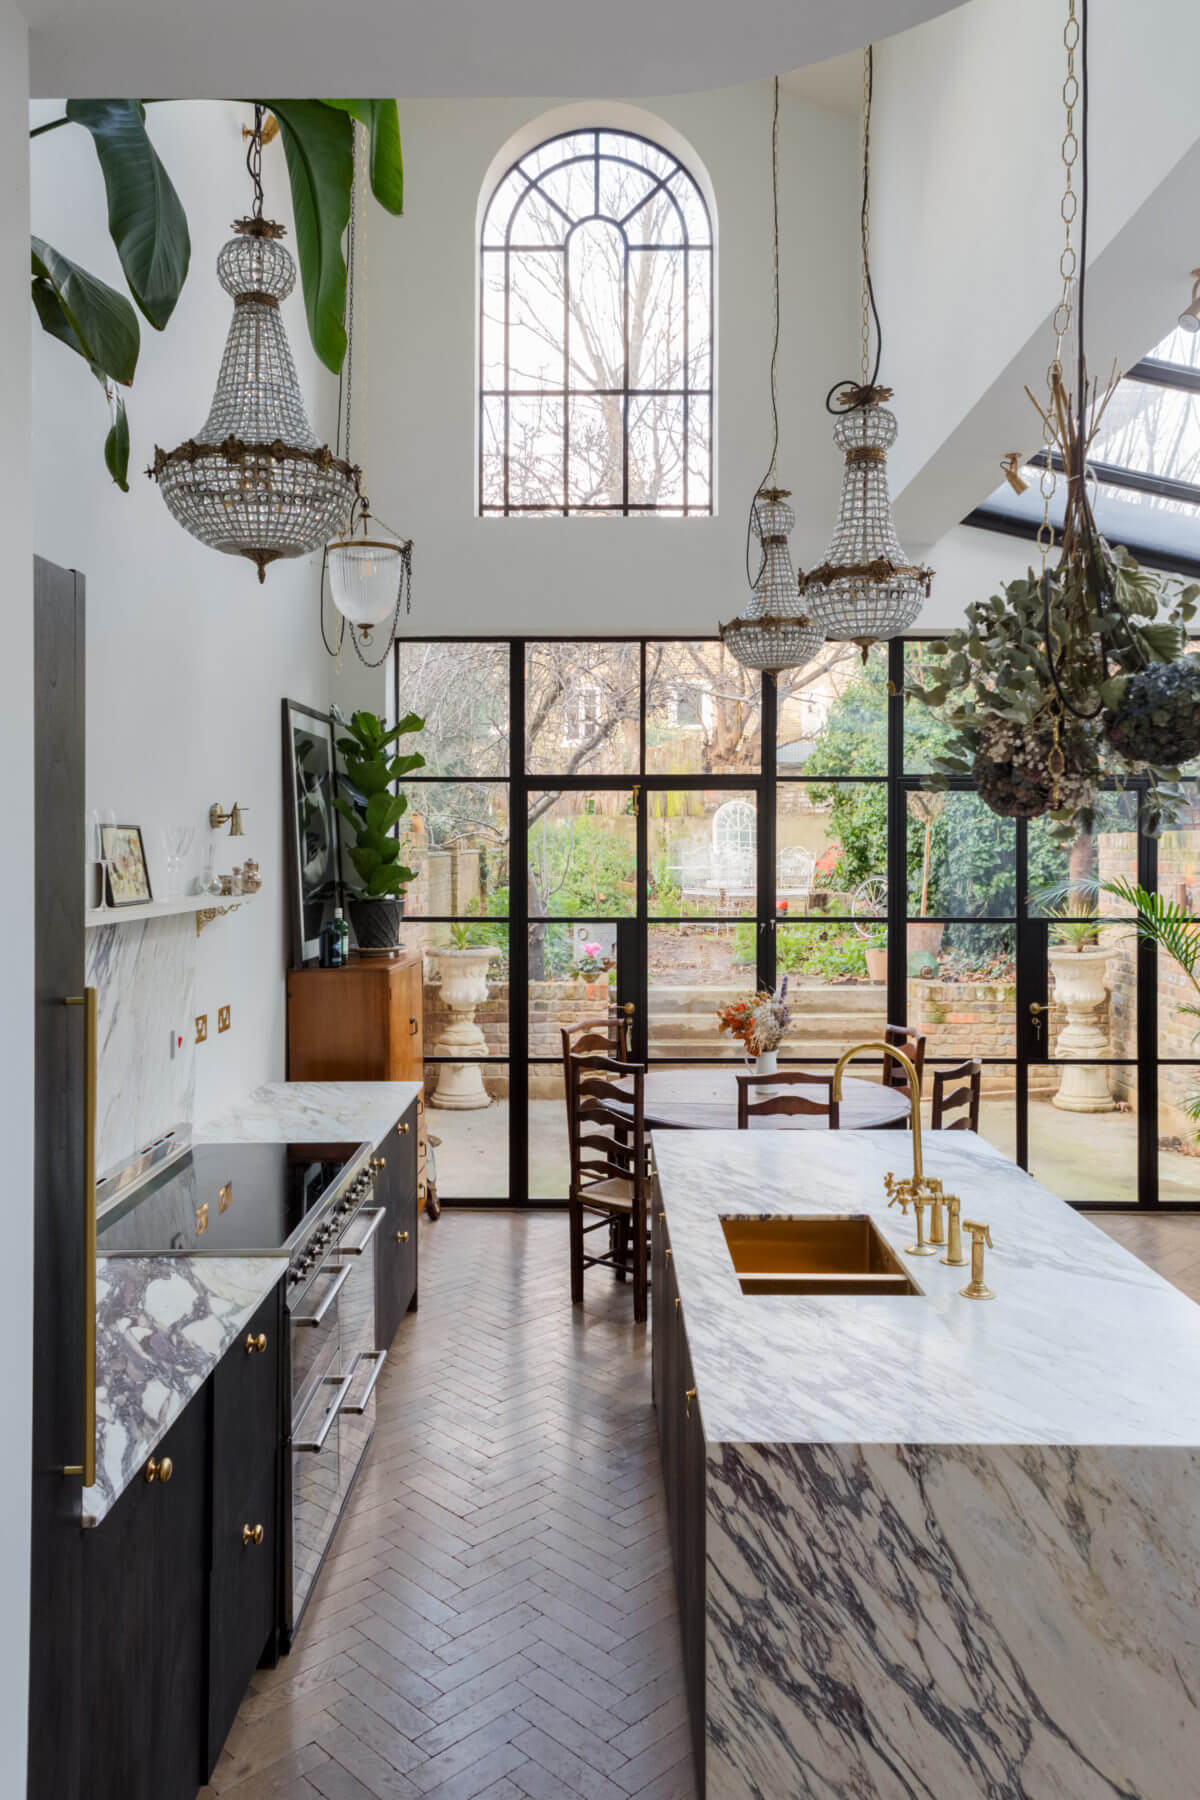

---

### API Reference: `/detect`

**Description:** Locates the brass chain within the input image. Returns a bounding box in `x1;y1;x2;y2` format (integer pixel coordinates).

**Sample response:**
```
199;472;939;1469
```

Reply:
1037;0;1081;569
861;47;872;388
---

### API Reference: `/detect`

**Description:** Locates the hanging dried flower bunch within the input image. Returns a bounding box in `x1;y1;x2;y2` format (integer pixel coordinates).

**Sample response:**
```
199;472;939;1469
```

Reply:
908;0;1199;839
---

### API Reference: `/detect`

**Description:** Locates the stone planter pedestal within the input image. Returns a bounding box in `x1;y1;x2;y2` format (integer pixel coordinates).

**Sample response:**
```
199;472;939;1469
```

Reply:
1048;944;1115;1113
430;945;499;1110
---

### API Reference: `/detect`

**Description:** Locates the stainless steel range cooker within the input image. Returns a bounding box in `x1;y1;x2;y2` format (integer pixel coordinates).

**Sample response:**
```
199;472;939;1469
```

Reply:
96;1129;386;1637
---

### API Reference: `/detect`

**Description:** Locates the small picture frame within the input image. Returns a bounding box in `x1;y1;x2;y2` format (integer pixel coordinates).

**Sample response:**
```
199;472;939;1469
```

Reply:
100;823;153;907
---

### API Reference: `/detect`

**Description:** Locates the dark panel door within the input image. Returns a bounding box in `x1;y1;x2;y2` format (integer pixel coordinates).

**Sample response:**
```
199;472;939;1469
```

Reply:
28;557;86;1798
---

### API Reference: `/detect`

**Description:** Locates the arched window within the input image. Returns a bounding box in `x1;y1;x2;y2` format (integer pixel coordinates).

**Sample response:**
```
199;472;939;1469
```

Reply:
479;128;713;517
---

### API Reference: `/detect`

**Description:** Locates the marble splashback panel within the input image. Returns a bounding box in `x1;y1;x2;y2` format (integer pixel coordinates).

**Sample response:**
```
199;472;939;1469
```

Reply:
706;1438;1200;1799
86;916;195;1175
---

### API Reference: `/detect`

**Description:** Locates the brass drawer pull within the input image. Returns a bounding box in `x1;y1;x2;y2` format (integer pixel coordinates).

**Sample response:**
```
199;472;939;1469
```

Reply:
372;1155;387;1169
664;1247;671;1262
145;1455;173;1484
242;1522;264;1547
245;1331;268;1355
674;1296;681;1312
684;1388;697;1420
396;1230;409;1243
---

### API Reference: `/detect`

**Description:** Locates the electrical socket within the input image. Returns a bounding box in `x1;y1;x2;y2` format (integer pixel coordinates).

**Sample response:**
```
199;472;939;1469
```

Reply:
195;1013;207;1044
217;1004;231;1034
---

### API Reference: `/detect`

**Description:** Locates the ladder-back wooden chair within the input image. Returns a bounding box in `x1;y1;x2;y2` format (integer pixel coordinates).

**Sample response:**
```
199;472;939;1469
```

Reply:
931;1059;982;1132
735;1070;840;1129
567;1054;650;1321
882;1024;926;1127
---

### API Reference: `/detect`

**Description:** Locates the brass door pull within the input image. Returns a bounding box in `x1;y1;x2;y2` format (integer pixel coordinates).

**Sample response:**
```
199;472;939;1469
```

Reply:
242;1522;264;1547
145;1455;173;1484
245;1331;268;1354
396;1231;409;1243
684;1387;697;1419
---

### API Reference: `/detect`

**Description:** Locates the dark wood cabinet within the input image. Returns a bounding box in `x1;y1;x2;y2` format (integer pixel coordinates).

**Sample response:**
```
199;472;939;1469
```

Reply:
652;1205;707;1797
207;1287;283;1768
374;1102;419;1348
82;1388;210;1800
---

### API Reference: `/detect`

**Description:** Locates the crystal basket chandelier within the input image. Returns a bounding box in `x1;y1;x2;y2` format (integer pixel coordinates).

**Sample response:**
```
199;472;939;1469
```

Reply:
721;486;824;673
720;78;825;679
150;107;359;582
801;48;932;649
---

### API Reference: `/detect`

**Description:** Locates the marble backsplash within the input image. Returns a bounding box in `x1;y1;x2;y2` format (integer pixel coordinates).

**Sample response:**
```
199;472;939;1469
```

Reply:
86;915;195;1175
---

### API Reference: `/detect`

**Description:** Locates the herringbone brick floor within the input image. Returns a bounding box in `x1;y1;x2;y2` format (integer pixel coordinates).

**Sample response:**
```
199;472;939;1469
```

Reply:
201;1209;696;1800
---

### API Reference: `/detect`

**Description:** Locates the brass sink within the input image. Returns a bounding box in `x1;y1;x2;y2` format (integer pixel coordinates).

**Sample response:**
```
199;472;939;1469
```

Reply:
720;1215;921;1296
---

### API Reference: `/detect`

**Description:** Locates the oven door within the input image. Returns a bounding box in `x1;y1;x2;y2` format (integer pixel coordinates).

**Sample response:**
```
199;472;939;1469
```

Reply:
287;1261;350;1637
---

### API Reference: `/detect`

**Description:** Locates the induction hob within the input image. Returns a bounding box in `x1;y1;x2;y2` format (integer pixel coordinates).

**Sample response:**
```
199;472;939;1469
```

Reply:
96;1137;371;1259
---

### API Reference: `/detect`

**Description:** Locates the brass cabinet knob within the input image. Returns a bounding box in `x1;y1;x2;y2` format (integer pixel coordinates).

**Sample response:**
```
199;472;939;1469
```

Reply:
245;1331;268;1355
684;1388;697;1419
398;1122;410;1135
145;1455;173;1484
664;1247;672;1261
242;1522;264;1547
372;1156;387;1169
396;1230;409;1243
674;1296;681;1312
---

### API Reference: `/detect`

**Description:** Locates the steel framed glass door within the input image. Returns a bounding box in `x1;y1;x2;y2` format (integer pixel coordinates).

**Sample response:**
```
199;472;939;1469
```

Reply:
394;634;1198;1210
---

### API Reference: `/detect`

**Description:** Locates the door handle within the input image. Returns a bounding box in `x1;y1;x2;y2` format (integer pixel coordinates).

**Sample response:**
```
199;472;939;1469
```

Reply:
1028;1001;1049;1040
63;987;97;1487
409;1016;419;1035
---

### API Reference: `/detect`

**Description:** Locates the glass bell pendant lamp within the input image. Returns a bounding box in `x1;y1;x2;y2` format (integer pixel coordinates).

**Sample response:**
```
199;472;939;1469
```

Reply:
325;499;411;635
150;108;358;581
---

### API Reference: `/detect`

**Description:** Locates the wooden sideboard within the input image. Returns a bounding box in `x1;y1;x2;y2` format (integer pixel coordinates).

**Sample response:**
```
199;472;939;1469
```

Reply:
287;954;428;1206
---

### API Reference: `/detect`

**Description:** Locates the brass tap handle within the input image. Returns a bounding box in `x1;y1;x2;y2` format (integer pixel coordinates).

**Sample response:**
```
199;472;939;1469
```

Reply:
940;1194;966;1267
145;1455;173;1484
245;1331;268;1354
960;1220;995;1300
242;1522;264;1547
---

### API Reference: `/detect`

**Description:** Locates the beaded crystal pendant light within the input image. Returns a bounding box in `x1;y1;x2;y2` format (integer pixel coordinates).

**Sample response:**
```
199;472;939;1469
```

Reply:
720;79;825;678
150;107;359;582
801;48;932;649
321;125;412;667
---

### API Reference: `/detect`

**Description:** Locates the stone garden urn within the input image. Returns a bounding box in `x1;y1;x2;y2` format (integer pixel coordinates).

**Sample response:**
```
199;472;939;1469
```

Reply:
1047;943;1115;1113
430;945;499;1110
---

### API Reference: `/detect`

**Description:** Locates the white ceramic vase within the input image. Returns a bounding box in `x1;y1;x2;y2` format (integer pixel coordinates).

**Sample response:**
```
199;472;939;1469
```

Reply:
430;946;499;1111
1047;944;1114;1113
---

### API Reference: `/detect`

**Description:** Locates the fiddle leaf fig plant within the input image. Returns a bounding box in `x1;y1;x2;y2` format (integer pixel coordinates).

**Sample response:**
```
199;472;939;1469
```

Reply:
331;706;424;899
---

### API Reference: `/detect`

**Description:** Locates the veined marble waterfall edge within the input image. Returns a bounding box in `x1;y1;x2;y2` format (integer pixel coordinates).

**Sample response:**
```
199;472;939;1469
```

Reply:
705;1437;1200;1800
86;913;195;1175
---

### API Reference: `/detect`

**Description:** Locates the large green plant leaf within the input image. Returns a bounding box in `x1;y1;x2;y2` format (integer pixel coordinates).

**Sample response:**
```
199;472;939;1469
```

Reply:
31;237;139;385
64;99;190;329
320;100;404;213
103;393;130;491
264;100;353;373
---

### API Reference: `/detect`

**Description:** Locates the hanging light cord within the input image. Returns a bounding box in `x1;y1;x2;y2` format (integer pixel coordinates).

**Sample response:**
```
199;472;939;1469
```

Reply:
744;75;783;594
245;104;265;221
825;45;883;414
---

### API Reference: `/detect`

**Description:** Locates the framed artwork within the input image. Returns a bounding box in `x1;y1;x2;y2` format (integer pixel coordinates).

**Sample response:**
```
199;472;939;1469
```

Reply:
282;699;341;966
100;824;152;907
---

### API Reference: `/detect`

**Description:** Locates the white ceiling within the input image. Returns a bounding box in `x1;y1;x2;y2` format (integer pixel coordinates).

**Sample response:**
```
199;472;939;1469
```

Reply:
23;0;969;100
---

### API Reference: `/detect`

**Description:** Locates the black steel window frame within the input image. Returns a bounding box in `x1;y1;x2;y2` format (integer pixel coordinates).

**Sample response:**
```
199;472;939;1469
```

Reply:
396;634;1197;1211
478;128;714;518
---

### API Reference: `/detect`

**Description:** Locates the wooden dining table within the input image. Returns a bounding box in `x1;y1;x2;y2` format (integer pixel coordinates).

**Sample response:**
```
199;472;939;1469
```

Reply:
633;1067;911;1132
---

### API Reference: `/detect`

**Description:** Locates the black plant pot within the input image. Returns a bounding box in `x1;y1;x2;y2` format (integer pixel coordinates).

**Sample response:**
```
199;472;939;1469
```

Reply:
348;897;404;955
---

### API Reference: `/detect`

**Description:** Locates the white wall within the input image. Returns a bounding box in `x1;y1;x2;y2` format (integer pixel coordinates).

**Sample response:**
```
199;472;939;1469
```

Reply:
31;100;342;1124
334;82;860;722
1;9;33;1788
871;0;1200;547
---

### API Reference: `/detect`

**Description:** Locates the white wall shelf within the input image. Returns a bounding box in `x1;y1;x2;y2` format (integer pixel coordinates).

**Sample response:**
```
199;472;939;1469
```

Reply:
85;892;260;935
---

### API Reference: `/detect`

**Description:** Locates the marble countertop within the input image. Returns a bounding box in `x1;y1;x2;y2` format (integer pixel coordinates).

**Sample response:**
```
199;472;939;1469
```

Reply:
652;1129;1200;1448
84;1253;287;1527
196;1080;422;1144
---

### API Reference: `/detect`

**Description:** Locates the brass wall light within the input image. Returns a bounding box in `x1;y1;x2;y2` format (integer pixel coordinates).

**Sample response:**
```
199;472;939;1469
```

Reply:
209;802;248;836
1178;269;1200;334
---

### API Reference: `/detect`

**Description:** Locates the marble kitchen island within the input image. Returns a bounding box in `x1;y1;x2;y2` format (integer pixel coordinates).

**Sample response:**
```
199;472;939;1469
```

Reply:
651;1128;1200;1800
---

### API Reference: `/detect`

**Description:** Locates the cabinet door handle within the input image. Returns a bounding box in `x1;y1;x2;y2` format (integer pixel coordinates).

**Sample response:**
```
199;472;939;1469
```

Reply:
409;1016;419;1035
242;1522;264;1547
63;987;98;1487
245;1331;268;1355
372;1154;388;1168
396;1230;409;1243
684;1388;697;1420
664;1247;671;1261
145;1455;173;1484
398;1122;410;1135
674;1296;681;1312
